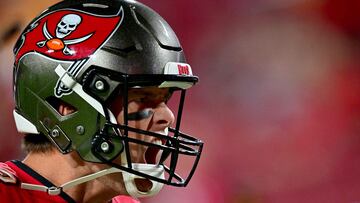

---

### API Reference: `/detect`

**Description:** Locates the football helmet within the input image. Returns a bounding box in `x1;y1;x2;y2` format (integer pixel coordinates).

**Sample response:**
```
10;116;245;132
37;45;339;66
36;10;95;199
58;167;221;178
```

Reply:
12;0;203;198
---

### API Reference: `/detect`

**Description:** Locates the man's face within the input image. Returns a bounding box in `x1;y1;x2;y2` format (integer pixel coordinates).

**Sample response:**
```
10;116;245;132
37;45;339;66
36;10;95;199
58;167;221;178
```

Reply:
111;86;175;165
110;86;175;193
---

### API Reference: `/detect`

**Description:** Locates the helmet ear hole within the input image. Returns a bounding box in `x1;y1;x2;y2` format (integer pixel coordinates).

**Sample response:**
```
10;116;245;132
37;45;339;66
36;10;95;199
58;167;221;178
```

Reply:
46;96;77;116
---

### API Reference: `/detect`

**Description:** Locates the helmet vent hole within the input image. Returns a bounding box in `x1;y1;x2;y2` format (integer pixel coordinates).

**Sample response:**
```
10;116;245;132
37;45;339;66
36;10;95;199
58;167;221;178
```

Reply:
46;96;77;116
82;3;109;9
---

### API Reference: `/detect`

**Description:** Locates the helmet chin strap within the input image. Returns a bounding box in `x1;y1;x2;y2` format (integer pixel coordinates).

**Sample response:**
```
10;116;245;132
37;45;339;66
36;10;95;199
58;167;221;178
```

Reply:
20;166;123;195
20;160;163;197
20;153;165;198
120;153;165;198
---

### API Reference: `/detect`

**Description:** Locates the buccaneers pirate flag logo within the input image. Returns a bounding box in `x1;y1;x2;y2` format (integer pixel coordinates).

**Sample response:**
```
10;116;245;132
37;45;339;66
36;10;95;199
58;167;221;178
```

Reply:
14;6;124;97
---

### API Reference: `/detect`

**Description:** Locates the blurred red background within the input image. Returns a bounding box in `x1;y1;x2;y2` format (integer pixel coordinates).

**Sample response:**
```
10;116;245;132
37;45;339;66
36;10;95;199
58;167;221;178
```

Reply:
2;0;360;202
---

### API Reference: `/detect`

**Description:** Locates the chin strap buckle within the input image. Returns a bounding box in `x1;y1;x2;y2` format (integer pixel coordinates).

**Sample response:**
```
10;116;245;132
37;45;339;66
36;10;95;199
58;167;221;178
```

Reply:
47;186;62;195
21;183;62;196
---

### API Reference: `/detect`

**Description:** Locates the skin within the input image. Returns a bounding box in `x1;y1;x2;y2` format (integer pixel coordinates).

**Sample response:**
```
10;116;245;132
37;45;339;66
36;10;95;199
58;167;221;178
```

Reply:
23;87;175;203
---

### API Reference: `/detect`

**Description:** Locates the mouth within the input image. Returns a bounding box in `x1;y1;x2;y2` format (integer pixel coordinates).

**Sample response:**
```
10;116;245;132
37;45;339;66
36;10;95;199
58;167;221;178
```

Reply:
145;139;163;164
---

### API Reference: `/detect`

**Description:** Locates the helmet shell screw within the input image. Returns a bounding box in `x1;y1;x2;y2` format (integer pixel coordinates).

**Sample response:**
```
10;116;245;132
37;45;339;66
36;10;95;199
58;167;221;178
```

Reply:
76;125;85;135
51;129;60;138
95;80;105;91
100;142;110;153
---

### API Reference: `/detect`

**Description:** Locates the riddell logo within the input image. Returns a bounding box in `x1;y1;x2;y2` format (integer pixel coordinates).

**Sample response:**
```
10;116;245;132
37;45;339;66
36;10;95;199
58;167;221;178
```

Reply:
178;64;190;75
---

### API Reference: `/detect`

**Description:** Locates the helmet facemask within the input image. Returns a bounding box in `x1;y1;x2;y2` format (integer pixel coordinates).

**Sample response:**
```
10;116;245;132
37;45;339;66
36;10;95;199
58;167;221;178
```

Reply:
80;65;203;197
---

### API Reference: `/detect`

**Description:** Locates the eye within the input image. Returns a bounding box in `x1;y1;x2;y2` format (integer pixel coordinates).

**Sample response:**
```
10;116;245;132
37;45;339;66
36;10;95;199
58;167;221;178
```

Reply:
127;87;173;107
69;24;76;28
131;96;151;104
60;22;66;26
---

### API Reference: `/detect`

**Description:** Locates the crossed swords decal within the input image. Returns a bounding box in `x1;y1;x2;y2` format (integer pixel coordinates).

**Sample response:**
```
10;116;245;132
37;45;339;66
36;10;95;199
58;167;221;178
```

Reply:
36;14;93;55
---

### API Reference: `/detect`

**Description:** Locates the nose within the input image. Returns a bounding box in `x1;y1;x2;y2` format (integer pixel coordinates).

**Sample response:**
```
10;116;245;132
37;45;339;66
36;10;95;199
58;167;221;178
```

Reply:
152;102;175;128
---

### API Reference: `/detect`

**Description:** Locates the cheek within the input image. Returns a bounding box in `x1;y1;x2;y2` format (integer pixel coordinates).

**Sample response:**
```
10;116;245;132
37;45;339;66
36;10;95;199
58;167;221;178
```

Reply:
116;111;150;138
115;102;145;124
115;102;153;142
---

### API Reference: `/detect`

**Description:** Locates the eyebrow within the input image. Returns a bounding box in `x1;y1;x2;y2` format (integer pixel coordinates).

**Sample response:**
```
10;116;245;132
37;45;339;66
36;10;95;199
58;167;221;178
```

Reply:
129;88;168;96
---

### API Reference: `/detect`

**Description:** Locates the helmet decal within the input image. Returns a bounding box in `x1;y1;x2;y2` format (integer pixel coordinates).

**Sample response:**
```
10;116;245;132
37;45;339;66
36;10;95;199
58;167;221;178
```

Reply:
14;6;124;97
15;7;124;62
37;14;94;56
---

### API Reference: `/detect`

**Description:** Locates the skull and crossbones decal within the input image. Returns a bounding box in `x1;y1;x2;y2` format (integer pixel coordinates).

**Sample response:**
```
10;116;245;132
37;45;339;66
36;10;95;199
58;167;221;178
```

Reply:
37;14;93;55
